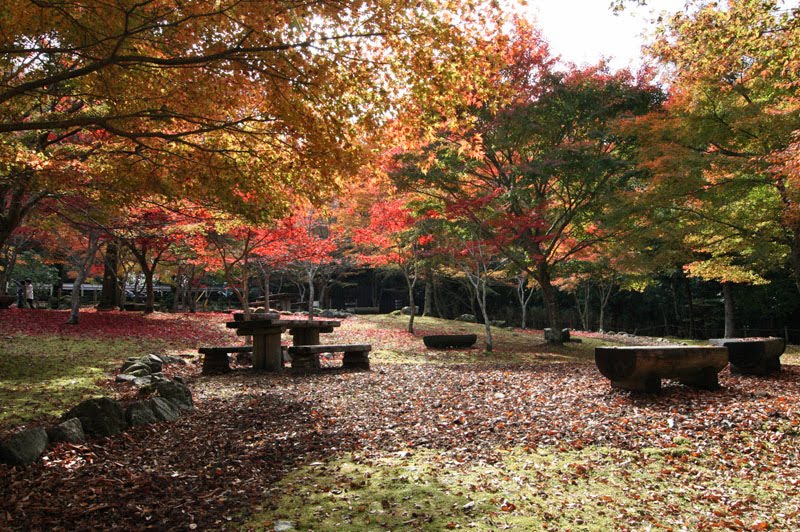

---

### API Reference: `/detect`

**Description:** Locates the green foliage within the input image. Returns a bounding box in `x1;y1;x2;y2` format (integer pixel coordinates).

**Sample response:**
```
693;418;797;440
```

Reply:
8;250;60;287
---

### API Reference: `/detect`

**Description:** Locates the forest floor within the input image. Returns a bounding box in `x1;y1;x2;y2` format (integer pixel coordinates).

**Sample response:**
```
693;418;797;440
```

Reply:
1;309;799;530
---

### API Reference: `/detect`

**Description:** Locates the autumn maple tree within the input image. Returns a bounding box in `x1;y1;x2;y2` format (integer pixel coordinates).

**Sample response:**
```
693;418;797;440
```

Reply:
191;214;291;319
638;0;800;294
0;0;507;299
352;194;433;334
392;20;662;343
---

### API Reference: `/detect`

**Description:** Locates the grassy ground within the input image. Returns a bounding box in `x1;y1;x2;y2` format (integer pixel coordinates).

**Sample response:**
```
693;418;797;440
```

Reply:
0;336;169;428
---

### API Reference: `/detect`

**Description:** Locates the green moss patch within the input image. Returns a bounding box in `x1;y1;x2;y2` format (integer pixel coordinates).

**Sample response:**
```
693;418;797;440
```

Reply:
247;445;799;531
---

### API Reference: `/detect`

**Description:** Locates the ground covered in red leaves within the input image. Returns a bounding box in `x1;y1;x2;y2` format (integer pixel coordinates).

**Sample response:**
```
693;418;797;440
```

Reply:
1;312;800;530
0;307;235;344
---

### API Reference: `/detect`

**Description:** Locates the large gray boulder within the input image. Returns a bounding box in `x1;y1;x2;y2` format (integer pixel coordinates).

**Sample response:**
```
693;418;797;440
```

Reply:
63;397;127;437
126;401;158;427
0;427;49;465
47;418;85;444
147;397;181;422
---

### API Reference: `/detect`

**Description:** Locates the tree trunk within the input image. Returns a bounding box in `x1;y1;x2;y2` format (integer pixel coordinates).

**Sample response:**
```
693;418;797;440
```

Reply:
684;273;696;339
473;275;493;352
405;269;416;334
599;303;605;334
423;269;434;316
516;274;536;329
319;281;330;310
537;263;562;344
66;233;101;325
172;263;183;312
97;241;120;310
791;229;800;296
143;266;156;314
597;281;615;334
307;268;315;320
722;282;736;338
263;270;271;310
0;255;10;296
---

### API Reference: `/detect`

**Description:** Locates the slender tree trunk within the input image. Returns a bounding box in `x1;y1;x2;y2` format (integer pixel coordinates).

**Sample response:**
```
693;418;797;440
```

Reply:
598;281;615;334
67;233;101;325
188;269;198;313
516;274;536;329
537;263;562;344
263;270;271;310
471;273;493;352
423;273;434;317
143;266;156;314
791;230;800;296
97;241;119;310
307;268;315;320
573;283;590;331
684;273;695;339
172;263;183;312
722;282;736;338
406;272;416;334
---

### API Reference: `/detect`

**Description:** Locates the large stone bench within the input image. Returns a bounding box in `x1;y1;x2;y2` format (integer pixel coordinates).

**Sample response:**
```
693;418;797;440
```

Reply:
595;345;729;393
287;344;372;371
708;337;785;375
198;346;253;374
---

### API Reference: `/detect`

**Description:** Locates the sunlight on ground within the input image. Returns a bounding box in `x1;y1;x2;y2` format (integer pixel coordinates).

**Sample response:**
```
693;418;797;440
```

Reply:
246;445;796;531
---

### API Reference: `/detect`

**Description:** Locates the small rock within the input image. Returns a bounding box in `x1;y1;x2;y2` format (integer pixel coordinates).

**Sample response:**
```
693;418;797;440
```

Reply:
115;374;138;383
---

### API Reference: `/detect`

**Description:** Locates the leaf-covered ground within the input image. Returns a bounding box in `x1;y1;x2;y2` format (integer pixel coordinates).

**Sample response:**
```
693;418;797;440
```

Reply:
1;310;799;530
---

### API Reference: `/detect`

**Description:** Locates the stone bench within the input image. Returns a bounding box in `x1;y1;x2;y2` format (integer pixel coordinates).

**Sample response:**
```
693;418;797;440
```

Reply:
595;345;729;393
423;334;477;349
198;346;253;374
287;344;372;371
708;337;785;375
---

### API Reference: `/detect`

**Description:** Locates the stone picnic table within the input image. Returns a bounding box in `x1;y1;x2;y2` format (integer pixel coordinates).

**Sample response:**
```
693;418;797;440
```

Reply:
226;315;340;371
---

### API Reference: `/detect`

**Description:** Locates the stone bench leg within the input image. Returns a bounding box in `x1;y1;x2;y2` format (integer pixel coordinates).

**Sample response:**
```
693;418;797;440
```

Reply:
291;353;321;372
679;367;720;390
202;352;231;375
343;350;370;370
611;374;660;393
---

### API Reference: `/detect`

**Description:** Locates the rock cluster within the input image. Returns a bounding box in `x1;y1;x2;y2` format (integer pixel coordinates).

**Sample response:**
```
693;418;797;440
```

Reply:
115;353;186;386
0;355;192;466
